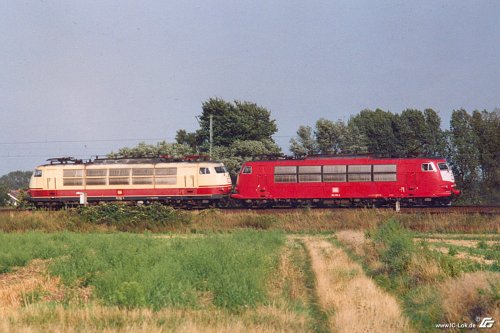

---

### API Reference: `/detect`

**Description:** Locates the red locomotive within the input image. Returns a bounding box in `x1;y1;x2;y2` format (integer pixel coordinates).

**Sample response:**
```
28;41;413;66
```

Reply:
231;156;460;207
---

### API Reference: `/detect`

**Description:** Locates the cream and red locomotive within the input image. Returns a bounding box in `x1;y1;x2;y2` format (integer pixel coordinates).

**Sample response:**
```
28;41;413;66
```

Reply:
27;156;232;208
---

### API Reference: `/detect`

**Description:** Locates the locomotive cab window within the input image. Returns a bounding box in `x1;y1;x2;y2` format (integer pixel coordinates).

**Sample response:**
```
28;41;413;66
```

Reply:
422;163;435;172
242;166;252;174
438;163;449;171
215;166;227;174
199;167;210;174
34;169;42;177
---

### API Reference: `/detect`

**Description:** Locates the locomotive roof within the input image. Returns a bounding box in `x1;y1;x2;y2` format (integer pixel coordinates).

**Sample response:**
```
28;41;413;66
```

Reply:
245;155;447;163
39;156;223;166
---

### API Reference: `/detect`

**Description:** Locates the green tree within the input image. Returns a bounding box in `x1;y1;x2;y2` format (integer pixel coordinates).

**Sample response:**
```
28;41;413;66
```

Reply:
314;118;347;154
423;108;446;156
0;171;32;189
175;129;199;151
196;98;278;148
448;109;481;203
349;109;400;155
109;142;195;158
470;109;500;203
0;171;32;207
395;109;428;155
289;125;318;157
0;184;8;206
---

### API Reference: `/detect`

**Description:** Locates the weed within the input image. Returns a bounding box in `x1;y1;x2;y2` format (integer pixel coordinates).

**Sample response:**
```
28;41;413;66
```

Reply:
477;240;488;249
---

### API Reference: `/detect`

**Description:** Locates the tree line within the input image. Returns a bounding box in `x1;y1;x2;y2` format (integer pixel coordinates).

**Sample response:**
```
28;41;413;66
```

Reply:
1;98;497;205
109;98;498;204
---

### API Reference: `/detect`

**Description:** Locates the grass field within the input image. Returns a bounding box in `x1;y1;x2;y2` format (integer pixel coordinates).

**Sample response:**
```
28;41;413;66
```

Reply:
0;208;498;332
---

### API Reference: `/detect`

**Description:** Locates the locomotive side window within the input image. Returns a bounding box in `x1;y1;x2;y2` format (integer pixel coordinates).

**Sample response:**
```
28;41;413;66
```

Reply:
86;168;107;186
132;177;153;185
86;178;107;185
347;165;372;182
373;164;397;182
34;169;42;177
274;166;297;183
155;168;177;185
242;166;252;174
63;178;83;186
132;168;154;185
298;166;321;182
199;167;210;174
323;165;347;182
63;169;84;186
109;178;129;185
421;163;435;172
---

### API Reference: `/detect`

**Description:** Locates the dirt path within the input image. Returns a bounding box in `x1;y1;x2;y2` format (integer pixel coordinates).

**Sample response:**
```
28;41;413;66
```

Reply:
302;236;413;333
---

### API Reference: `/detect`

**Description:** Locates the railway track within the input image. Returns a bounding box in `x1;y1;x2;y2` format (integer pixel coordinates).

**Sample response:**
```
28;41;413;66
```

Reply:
223;206;500;215
1;205;499;215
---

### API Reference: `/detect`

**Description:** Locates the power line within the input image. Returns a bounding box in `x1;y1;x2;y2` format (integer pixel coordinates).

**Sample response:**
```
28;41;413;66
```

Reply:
0;138;175;145
0;135;296;145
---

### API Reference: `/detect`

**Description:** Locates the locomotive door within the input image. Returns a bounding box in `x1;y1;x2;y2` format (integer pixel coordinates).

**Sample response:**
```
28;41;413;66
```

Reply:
406;172;417;196
45;169;57;196
257;169;269;198
185;175;194;188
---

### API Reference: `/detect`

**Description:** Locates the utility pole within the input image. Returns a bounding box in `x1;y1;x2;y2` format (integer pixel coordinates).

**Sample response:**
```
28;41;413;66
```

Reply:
209;114;213;159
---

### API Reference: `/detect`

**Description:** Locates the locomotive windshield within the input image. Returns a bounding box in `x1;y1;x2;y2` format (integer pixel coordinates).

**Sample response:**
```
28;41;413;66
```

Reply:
438;163;449;171
215;166;227;173
34;169;42;177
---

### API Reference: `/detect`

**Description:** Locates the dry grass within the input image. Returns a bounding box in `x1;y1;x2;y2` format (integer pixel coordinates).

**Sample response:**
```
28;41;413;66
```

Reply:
1;304;310;333
439;271;500;323
303;237;414;333
268;238;309;306
0;259;92;309
335;230;366;256
2;209;499;234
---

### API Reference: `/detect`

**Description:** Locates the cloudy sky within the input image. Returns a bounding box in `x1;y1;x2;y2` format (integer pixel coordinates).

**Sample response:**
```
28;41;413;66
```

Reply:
1;0;498;175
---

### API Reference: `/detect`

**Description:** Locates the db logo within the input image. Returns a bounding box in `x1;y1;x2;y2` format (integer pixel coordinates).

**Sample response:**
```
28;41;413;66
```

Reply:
479;317;495;328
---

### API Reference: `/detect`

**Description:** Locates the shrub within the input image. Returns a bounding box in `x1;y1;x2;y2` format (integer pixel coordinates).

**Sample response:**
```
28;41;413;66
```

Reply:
371;219;414;276
77;204;191;231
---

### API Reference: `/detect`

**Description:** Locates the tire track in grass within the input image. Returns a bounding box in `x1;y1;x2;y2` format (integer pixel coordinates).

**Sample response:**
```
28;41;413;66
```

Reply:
302;236;414;333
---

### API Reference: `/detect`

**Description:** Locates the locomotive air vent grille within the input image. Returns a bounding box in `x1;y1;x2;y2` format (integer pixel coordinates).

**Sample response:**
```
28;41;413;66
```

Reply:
109;168;131;176
109;178;130;185
275;166;297;174
323;165;346;173
155;168;177;175
63;169;84;177
323;174;347;182
86;169;107;177
298;166;321;174
132;168;154;176
348;165;371;173
373;164;397;173
373;173;397;182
